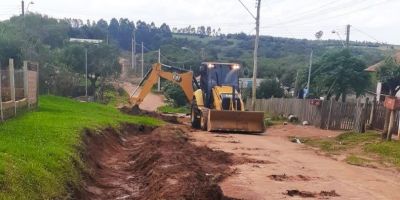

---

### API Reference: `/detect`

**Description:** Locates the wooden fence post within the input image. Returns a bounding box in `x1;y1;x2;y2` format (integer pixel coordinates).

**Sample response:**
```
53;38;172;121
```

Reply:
387;109;395;141
397;110;400;140
0;69;3;121
360;98;369;133
326;100;333;130
23;61;29;109
36;63;39;107
368;97;376;129
9;59;16;116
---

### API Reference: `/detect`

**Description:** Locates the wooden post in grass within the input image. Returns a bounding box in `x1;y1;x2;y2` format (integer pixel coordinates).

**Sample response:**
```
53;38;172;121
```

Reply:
0;69;3;121
397;110;400;140
9;59;16;116
387;109;395;141
23;61;29;109
361;98;369;133
368;97;376;129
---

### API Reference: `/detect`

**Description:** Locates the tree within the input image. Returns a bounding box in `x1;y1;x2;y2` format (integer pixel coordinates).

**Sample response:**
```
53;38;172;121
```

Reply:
108;18;119;41
118;18;134;50
206;26;212;36
62;43;120;95
377;57;400;140
256;79;284;99
310;49;369;102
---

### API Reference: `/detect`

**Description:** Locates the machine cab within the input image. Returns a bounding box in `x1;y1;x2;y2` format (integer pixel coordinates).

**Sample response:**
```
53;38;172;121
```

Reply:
199;62;242;110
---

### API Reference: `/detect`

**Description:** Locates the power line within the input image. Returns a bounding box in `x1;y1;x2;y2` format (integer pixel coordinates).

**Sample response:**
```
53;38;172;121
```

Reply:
237;0;256;19
264;0;339;24
260;0;386;29
142;44;194;64
351;26;381;43
260;0;360;28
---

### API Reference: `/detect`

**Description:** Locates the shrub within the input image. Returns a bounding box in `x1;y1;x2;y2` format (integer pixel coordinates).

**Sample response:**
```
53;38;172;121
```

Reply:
163;82;188;106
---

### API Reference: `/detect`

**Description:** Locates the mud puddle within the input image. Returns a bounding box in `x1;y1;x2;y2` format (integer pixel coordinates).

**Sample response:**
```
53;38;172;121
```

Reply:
268;174;319;181
285;189;340;198
79;124;237;200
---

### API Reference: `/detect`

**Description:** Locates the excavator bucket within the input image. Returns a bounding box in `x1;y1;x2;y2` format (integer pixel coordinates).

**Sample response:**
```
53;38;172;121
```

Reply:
207;110;265;133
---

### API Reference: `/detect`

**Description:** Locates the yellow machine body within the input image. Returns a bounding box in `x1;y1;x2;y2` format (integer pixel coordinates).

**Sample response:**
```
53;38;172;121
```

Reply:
203;85;265;133
131;62;265;133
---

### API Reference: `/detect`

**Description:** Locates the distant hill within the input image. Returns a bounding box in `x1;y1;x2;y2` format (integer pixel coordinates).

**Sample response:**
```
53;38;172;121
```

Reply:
152;33;390;88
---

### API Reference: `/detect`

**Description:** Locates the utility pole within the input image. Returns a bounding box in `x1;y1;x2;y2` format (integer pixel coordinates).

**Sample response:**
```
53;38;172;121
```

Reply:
294;70;299;97
201;48;205;61
85;48;88;97
141;42;144;78
132;30;136;71
306;50;313;99
21;1;25;16
157;49;161;91
251;0;261;111
346;24;351;48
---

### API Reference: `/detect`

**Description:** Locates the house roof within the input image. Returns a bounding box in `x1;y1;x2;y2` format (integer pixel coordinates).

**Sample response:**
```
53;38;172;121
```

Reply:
365;51;400;72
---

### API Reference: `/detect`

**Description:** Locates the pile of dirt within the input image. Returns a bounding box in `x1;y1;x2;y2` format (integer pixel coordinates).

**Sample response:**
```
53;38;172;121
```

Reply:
120;105;179;124
78;124;237;200
285;189;340;198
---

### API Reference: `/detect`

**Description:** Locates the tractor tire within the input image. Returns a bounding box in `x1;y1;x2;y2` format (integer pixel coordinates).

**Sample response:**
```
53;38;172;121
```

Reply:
191;101;201;129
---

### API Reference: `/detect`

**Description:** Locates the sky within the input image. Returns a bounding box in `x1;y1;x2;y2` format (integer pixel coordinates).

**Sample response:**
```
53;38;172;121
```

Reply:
1;0;399;44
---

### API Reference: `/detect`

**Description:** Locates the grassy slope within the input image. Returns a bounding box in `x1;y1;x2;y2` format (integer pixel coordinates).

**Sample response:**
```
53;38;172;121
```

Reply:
0;95;160;200
302;132;400;168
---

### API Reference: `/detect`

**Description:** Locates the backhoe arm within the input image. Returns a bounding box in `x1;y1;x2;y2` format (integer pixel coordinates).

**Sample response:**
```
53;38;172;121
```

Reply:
130;63;194;106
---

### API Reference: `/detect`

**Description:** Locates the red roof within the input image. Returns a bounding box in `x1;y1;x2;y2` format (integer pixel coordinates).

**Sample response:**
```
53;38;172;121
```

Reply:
365;51;400;72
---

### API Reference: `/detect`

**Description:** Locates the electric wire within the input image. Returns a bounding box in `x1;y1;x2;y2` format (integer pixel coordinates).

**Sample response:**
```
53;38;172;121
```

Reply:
237;0;256;19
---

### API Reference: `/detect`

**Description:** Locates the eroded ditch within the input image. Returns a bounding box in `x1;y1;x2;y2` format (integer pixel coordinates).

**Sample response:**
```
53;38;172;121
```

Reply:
77;123;237;200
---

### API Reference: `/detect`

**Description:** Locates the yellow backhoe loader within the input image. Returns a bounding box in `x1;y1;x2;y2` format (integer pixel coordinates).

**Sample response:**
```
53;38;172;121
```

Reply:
130;62;265;133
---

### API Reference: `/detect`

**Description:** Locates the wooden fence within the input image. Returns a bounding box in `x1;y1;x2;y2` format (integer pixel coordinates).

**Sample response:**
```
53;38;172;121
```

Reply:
0;59;38;121
248;98;390;133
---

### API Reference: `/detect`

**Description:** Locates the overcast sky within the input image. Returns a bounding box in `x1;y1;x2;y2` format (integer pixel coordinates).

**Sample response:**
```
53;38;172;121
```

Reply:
1;0;399;44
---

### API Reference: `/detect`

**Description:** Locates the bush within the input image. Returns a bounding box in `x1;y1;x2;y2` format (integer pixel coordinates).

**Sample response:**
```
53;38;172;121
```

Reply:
256;79;284;99
163;82;188;106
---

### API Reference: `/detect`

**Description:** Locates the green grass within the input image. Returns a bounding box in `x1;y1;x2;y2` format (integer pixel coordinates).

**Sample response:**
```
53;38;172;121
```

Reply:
0;95;161;199
103;87;130;107
365;141;400;167
302;131;400;168
157;105;190;114
345;155;371;166
303;132;380;153
263;113;288;127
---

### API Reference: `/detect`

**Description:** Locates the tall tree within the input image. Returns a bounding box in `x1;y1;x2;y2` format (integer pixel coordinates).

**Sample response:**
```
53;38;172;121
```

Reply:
310;49;369;102
108;18;119;41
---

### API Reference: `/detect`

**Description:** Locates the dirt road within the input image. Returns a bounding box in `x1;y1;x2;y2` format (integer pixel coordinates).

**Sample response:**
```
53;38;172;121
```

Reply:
101;74;400;199
120;81;165;111
190;124;400;199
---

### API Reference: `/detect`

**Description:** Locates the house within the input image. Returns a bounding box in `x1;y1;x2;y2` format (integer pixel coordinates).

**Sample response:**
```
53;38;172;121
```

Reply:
365;51;400;72
239;78;265;89
365;51;400;100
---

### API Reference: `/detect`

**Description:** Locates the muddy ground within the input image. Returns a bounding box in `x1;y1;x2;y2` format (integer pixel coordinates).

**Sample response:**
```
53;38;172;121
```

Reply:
191;124;400;199
79;84;400;199
79;124;240;200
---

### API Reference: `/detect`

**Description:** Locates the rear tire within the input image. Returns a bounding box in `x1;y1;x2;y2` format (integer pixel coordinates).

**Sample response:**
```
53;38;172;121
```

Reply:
191;101;201;129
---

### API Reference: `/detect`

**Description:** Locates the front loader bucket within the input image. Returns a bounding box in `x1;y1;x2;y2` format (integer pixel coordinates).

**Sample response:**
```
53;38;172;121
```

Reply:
207;110;265;133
